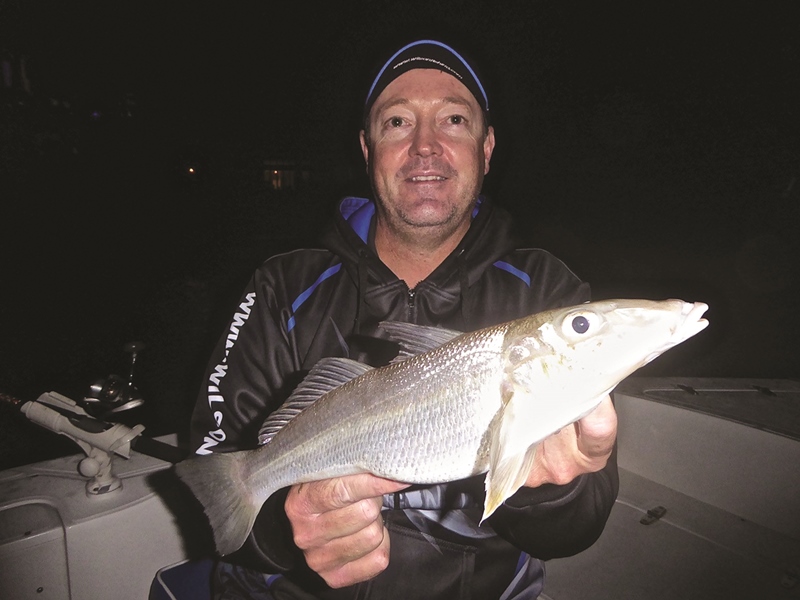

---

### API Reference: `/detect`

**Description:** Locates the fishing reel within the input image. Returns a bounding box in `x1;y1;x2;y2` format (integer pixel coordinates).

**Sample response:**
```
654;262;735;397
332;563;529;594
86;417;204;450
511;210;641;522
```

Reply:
26;341;148;495
82;341;145;420
10;340;181;496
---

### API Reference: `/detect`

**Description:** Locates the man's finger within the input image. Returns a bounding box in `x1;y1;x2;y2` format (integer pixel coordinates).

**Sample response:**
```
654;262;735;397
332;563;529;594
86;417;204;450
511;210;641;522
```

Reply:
318;524;393;589
334;473;412;507
290;495;383;547
304;515;388;574
576;395;618;458
295;473;410;514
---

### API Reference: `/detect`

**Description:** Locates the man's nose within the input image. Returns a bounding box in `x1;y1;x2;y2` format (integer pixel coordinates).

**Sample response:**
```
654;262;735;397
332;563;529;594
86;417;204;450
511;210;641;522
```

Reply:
409;120;443;157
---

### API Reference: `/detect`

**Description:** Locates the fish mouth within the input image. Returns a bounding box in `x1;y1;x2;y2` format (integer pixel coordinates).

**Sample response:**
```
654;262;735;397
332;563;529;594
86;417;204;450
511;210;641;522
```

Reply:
639;300;709;365
672;301;710;342
682;300;709;325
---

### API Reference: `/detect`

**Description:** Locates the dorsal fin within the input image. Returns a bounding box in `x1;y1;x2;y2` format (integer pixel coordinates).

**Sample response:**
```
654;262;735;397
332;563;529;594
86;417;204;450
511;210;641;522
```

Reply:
378;321;463;360
257;357;373;445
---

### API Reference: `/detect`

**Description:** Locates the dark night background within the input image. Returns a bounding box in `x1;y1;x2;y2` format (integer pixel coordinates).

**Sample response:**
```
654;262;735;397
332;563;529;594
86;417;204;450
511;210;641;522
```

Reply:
2;0;798;470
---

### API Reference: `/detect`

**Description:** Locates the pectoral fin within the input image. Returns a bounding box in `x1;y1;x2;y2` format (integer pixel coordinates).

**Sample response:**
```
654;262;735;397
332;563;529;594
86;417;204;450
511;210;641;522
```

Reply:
483;443;538;522
482;383;542;521
482;386;613;522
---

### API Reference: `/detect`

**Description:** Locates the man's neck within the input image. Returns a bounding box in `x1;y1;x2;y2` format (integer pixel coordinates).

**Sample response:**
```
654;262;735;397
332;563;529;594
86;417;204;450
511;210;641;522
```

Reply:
374;222;468;289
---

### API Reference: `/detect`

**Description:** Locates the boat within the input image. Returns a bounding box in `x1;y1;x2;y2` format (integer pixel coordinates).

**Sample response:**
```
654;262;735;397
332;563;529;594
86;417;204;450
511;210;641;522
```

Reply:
0;389;207;599
543;376;800;600
1;376;798;599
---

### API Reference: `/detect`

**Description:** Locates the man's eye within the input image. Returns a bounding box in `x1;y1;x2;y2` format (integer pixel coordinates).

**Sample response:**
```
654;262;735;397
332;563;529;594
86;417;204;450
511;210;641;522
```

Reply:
448;115;465;125
389;117;404;127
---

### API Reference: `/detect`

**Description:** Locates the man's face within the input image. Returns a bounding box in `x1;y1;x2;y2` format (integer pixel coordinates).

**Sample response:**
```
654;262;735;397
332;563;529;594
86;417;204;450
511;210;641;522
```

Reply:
360;69;495;239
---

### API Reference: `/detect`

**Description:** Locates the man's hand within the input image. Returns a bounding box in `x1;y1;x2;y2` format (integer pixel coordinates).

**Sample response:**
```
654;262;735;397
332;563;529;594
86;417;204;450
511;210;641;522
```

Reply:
285;473;410;589
524;395;618;488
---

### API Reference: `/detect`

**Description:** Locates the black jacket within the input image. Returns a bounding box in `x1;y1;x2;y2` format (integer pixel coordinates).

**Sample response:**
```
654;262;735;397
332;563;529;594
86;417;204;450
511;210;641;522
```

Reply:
189;197;619;599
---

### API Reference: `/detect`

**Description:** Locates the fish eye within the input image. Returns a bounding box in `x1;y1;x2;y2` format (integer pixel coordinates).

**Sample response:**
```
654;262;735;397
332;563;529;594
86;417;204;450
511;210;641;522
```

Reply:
560;310;602;339
571;315;590;334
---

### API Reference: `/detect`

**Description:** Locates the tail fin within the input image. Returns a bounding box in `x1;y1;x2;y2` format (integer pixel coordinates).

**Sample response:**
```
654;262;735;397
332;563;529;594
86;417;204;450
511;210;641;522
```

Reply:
174;451;261;556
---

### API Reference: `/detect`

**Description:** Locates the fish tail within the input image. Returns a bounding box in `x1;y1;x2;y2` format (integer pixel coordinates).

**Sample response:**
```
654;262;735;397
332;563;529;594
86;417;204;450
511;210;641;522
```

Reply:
174;451;262;556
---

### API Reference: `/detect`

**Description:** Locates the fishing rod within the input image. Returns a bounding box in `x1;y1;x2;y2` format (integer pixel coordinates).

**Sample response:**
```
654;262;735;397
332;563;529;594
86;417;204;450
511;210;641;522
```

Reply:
2;389;186;494
1;341;186;495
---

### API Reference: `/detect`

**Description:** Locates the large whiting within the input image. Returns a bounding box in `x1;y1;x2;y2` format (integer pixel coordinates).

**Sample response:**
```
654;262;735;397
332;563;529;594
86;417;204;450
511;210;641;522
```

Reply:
175;298;709;556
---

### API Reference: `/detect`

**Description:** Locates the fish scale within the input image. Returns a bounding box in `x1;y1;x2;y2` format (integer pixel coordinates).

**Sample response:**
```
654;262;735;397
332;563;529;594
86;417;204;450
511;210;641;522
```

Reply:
254;332;506;485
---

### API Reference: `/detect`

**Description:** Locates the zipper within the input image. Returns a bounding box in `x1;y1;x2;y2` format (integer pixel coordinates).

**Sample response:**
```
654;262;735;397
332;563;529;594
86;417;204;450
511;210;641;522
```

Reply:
407;287;416;322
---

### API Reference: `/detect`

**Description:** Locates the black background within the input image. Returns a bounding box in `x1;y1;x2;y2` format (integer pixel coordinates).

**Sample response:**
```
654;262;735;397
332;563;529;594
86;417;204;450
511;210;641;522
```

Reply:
2;0;798;468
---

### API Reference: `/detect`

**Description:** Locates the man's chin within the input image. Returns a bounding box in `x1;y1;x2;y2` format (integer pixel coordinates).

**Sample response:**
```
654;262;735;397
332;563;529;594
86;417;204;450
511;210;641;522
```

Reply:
398;207;456;229
399;194;458;217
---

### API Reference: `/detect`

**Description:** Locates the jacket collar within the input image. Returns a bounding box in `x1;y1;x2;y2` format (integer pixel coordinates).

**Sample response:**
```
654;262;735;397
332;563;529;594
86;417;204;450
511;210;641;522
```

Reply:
321;195;523;329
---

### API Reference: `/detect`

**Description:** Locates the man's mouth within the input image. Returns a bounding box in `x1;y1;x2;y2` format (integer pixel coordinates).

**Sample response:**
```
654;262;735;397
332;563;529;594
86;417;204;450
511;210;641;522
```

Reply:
409;175;447;182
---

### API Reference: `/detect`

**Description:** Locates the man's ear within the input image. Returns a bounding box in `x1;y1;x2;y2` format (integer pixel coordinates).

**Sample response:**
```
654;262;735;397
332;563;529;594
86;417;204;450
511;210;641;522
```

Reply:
359;130;369;173
483;126;496;175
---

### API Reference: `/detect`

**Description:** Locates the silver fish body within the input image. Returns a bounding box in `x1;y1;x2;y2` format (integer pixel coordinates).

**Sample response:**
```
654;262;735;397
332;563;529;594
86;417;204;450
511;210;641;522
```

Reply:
247;324;507;488
176;298;709;556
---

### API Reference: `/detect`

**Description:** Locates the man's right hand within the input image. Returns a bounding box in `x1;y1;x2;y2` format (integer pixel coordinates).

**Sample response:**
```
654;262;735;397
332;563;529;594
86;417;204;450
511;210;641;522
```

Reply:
285;473;410;589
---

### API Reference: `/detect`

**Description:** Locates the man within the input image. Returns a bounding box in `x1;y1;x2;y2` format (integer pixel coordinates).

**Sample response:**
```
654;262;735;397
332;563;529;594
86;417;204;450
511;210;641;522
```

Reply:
189;38;619;599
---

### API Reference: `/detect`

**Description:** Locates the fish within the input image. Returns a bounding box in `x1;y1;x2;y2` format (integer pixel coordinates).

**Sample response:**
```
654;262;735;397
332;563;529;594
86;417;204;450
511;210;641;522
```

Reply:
175;298;709;556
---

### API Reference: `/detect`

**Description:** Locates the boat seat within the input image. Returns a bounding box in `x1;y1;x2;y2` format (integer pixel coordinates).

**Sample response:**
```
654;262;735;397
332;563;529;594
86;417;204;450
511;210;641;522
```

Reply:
149;557;214;600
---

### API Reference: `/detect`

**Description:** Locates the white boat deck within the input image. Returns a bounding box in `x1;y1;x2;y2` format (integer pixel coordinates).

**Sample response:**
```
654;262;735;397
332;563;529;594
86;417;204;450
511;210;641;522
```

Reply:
0;435;203;600
542;377;800;600
2;378;798;599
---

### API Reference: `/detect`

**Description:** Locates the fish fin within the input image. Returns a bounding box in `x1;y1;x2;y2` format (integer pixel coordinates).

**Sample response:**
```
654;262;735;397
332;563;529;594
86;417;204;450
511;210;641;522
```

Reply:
481;383;545;521
175;451;263;556
378;321;463;359
258;357;373;444
482;444;538;522
481;388;613;522
300;357;375;390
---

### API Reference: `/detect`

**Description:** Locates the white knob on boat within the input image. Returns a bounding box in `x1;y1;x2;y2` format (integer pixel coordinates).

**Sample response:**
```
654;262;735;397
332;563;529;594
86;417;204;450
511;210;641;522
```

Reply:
79;457;101;477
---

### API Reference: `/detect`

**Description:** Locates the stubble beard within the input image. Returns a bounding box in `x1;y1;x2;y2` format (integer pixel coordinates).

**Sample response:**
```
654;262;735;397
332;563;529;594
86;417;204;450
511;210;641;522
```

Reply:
371;153;485;250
